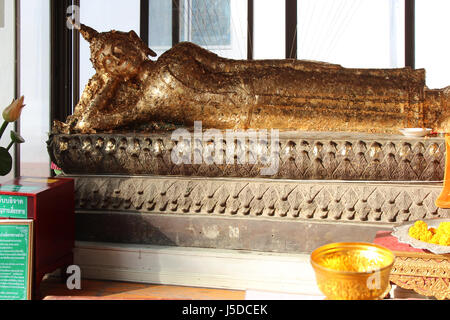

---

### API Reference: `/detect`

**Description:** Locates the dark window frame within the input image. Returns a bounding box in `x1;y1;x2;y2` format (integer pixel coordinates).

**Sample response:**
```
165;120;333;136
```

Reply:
286;0;297;59
14;0;21;178
405;0;415;69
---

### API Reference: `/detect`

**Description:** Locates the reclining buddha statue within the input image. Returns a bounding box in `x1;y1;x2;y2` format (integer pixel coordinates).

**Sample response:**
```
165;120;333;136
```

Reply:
53;22;449;135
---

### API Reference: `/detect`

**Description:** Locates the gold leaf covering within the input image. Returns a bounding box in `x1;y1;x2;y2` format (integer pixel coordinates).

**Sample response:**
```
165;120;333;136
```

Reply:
54;23;450;134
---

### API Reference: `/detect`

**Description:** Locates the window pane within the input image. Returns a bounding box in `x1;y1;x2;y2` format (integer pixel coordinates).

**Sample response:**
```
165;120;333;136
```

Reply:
253;0;285;59
297;0;404;68
79;0;140;97
181;0;231;46
149;0;172;49
416;0;450;89
149;0;247;59
20;0;50;177
0;0;15;183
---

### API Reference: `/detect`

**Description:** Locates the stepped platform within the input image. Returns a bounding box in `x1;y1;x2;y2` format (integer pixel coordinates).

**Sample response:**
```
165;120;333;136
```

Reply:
47;131;450;253
47;131;450;291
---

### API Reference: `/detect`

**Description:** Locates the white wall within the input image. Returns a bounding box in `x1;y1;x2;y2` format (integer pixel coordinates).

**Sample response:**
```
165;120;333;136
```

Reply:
0;0;15;183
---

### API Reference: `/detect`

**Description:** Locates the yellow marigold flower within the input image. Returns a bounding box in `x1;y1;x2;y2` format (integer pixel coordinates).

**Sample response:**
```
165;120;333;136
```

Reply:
415;220;427;228
409;221;450;246
419;231;433;243
430;234;440;245
438;222;450;233
408;221;428;240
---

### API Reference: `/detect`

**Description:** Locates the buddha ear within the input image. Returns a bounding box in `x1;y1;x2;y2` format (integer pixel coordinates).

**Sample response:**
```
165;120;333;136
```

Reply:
128;30;157;57
78;22;99;43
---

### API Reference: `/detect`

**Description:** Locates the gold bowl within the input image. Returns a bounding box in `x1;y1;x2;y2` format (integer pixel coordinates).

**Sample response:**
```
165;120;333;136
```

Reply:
310;242;395;300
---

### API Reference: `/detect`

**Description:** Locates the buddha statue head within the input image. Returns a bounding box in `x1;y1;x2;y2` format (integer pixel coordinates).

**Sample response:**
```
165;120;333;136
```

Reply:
77;22;157;81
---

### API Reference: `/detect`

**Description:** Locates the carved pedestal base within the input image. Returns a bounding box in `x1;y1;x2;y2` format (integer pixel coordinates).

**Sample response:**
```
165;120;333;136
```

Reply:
374;231;450;300
49;132;445;181
390;254;450;300
71;175;450;253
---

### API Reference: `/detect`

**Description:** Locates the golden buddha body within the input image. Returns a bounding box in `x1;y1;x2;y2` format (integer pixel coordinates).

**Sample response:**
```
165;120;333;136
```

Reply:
54;23;449;135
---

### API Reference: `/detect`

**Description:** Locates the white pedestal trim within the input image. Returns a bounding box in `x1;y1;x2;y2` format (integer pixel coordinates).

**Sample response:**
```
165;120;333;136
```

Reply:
74;241;323;296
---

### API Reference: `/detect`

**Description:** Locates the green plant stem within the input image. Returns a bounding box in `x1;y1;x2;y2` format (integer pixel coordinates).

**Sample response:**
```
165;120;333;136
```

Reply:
6;141;14;151
0;121;8;140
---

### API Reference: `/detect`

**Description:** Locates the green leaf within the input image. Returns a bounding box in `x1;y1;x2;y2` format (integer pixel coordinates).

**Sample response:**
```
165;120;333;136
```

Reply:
10;131;25;144
0;147;12;176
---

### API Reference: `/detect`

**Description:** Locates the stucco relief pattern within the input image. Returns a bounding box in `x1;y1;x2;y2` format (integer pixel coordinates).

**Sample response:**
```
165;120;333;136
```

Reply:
72;176;450;223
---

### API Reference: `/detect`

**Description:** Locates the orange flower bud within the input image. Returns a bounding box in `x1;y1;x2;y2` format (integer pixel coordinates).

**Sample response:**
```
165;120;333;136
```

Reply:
2;96;26;122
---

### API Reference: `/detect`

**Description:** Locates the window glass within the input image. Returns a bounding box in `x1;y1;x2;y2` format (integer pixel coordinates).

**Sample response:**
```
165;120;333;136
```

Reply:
416;0;450;89
20;0;51;177
297;0;404;68
79;0;140;97
149;0;247;59
253;0;285;59
149;0;172;48
180;0;231;47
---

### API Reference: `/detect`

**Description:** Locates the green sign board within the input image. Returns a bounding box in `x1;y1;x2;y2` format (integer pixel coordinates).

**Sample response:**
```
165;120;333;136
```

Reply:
0;221;33;300
0;195;28;219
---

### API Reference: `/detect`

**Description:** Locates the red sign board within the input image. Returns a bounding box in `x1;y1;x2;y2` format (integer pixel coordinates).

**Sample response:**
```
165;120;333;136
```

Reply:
0;177;75;299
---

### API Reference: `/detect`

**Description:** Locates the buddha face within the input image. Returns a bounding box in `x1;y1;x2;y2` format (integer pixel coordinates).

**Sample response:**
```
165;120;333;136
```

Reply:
81;26;156;81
